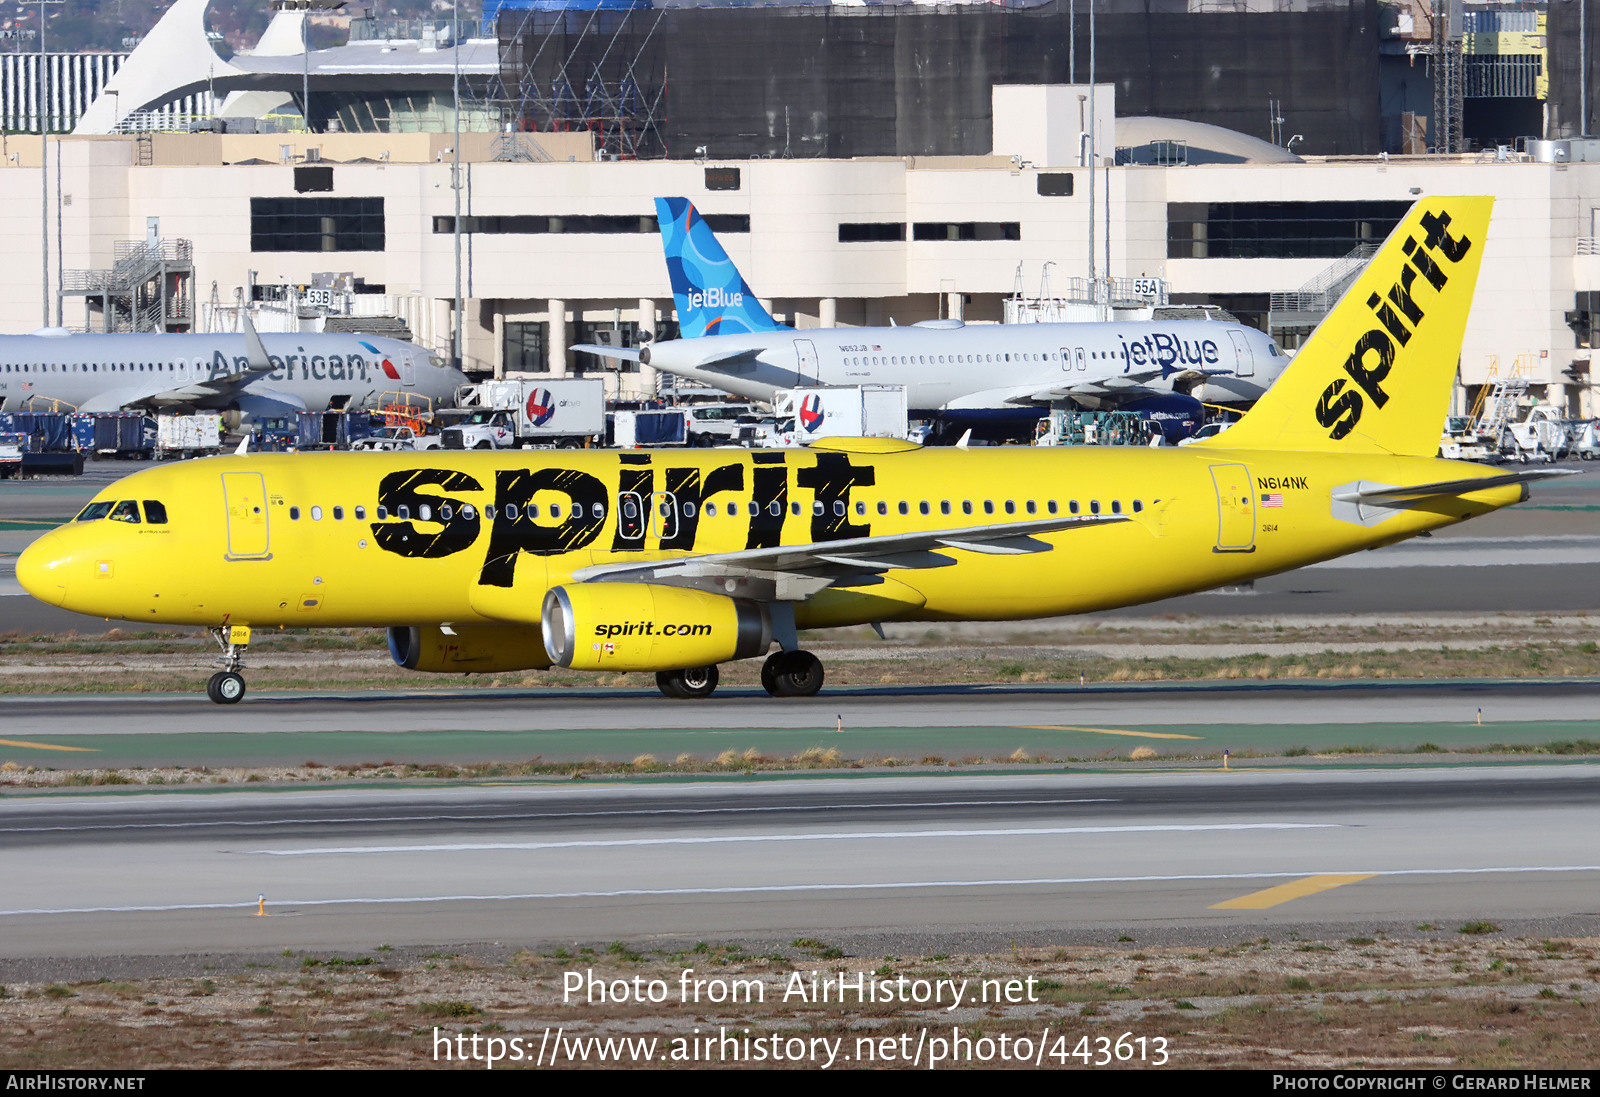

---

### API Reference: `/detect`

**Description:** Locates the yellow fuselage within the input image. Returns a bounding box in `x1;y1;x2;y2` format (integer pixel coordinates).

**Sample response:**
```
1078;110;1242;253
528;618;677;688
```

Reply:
19;444;1521;633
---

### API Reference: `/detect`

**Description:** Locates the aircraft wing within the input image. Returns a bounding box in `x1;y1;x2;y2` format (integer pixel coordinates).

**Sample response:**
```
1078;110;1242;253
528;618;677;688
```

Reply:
574;342;768;371
1020;369;1223;404
126;315;292;411
568;513;1129;601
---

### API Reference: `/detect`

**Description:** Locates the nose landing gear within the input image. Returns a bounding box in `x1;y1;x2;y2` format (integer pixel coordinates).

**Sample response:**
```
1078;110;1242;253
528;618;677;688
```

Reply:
207;624;251;704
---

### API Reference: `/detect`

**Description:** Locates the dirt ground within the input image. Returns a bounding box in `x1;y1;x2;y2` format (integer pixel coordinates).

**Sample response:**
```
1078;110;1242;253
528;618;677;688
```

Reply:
1;934;1595;1069
2;611;1598;696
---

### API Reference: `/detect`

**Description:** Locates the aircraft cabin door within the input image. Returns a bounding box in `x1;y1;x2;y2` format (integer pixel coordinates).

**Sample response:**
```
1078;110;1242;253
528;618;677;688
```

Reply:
1227;330;1256;377
222;471;272;560
402;353;416;387
794;339;820;386
1208;463;1256;554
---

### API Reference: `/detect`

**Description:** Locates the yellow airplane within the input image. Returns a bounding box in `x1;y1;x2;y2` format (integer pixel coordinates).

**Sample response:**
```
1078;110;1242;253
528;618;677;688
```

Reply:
15;196;1567;704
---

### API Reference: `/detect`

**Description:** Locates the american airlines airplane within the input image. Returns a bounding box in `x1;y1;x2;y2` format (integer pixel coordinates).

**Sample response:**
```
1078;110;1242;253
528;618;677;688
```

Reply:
575;197;1292;429
0;322;466;418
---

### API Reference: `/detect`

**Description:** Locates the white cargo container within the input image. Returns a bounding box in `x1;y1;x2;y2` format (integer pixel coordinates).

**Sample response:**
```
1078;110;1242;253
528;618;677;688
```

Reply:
155;414;222;459
445;378;607;448
772;385;909;442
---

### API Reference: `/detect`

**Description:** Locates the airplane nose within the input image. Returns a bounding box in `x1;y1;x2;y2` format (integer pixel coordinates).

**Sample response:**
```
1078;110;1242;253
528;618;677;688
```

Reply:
15;532;67;607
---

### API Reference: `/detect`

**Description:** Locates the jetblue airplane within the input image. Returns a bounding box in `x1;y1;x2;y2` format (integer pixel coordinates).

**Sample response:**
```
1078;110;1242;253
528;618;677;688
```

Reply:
576;197;1292;428
0;322;466;418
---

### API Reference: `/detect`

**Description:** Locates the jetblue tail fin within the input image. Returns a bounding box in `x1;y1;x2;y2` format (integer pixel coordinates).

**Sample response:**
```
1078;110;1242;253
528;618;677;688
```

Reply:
1195;196;1491;457
655;197;785;338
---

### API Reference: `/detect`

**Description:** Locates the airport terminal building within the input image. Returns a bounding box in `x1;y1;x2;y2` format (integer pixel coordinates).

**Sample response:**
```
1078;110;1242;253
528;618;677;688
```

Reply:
0;0;1595;415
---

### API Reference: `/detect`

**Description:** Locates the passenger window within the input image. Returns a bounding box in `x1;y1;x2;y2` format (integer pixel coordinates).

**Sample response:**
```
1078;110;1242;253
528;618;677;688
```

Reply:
1047;500;1058;515
398;505;411;520
332;506;344;520
142;501;168;524
940;501;951;515
683;502;697;517
813;501;824;516
791;502;802;516
897;501;908;515
461;505;475;520
1003;500;1014;515
1025;500;1036;515
1090;501;1101;514
528;505;540;518
706;503;717;517
505;504;519;520
877;501;887;516
833;500;845;517
549;504;561;518
592;502;605;519
440;505;453;521
109;500;140;523
919;501;930;515
1111;500;1122;514
983;501;994;515
311;506;324;521
375;505;387;519
856;501;866;516
769;501;782;516
961;501;972;515
1133;500;1143;513
289;506;301;521
1068;500;1079;514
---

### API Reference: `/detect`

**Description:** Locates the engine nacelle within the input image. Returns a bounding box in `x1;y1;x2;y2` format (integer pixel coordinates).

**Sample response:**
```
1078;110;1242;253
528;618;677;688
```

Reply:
541;583;772;672
387;625;552;673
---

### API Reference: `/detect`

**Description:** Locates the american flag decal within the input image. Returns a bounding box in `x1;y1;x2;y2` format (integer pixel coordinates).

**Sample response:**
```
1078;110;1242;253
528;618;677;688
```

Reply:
1261;493;1284;508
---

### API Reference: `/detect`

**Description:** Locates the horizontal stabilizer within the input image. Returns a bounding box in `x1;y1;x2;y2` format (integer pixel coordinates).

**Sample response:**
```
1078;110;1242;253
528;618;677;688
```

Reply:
571;344;643;363
1332;468;1576;504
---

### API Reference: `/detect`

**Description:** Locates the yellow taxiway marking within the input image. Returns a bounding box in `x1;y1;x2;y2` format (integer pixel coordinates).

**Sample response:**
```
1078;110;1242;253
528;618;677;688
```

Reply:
0;738;97;753
1024;725;1205;741
1210;874;1376;910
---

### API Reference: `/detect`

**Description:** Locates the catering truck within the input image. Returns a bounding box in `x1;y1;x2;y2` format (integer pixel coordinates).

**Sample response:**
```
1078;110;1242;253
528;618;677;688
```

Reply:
443;378;606;449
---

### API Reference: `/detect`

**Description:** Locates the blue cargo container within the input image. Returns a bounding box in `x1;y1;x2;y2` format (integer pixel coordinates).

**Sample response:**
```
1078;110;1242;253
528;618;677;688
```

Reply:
0;412;73;452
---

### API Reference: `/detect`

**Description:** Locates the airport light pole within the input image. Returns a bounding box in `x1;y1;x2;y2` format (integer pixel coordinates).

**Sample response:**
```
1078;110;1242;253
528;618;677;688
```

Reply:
35;0;64;329
452;2;463;372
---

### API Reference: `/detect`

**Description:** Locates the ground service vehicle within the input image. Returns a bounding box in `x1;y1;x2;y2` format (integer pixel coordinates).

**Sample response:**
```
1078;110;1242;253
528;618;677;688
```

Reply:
773;386;908;443
17;198;1571;705
350;426;442;452
445;379;606;449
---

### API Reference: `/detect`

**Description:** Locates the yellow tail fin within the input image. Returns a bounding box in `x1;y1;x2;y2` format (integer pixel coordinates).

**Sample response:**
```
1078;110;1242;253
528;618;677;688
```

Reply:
1196;196;1492;456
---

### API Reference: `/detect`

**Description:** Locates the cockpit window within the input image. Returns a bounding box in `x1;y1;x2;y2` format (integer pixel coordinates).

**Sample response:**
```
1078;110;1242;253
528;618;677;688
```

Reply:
143;501;168;524
75;501;114;522
108;500;141;524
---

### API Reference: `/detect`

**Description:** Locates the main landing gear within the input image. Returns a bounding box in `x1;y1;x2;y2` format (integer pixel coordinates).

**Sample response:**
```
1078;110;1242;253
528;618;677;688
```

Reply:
652;650;827;700
761;649;824;698
206;625;251;705
656;665;719;699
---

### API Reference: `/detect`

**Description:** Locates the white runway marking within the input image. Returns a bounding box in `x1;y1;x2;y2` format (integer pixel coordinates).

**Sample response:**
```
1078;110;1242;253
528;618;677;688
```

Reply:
246;822;1340;856
3;864;1598;917
0;799;1118;835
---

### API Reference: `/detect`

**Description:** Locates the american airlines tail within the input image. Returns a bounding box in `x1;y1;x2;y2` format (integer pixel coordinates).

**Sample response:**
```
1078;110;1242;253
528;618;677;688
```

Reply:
1196;196;1492;456
655;197;786;338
